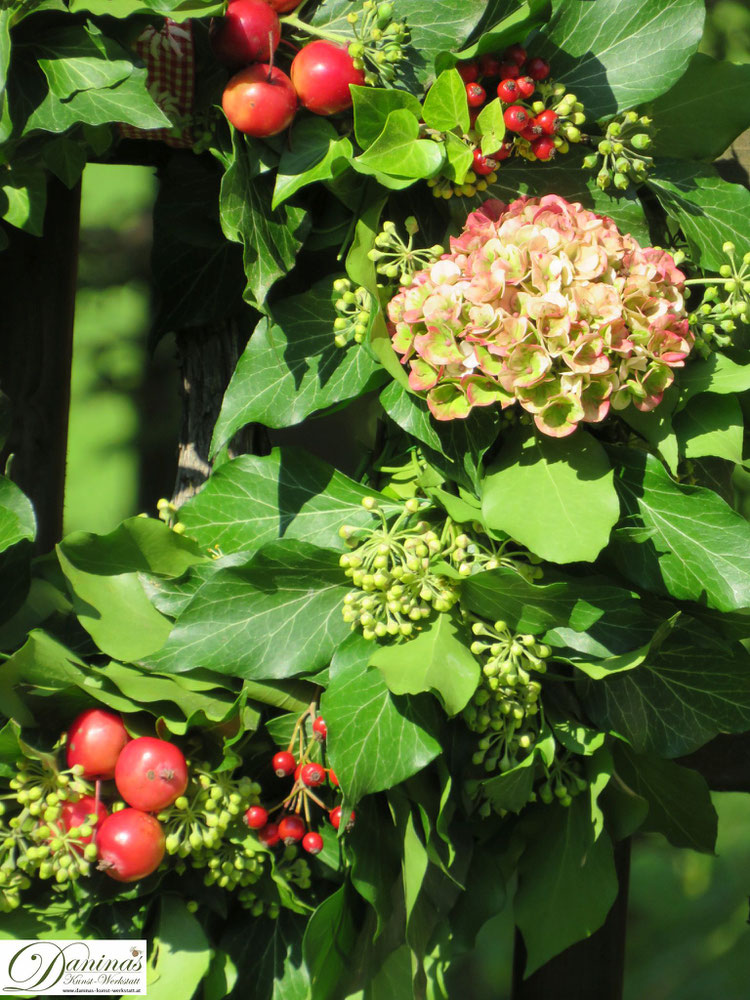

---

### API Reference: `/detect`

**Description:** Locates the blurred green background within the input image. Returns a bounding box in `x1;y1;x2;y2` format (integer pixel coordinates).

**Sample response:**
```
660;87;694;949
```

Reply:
63;2;750;996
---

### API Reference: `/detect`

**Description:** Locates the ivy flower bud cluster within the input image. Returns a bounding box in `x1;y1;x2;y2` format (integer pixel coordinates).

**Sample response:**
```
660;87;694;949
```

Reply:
368;218;444;286
158;763;263;882
535;752;588;809
582;111;654;190
686;242;750;356
346;0;409;86
332;278;373;348
464;620;549;775
387;195;692;436
340;498;459;639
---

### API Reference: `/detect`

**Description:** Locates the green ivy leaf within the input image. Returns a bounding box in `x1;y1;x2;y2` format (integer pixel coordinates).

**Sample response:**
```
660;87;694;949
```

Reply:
303;885;358;1000
41;137;87;189
482;428;620;564
210;282;387;453
219;131;310;309
354;109;444;181
474;754;536;814
613;744;717;853
647;161;750;268
1;165;46;236
145;541;352;680
476;98;506;156
179;448;400;556
442;132;474;184
0;475;35;554
221;911;310;1000
514;798;618;975
580;618;750;757
673;393;744;464
33;23;134;99
535;0;705;119
369;611;480;716
138;897;212;1000
422;69;469;133
351;86;423;149
321;644;442;805
611;447;750;611
273;117;353;209
463;566;642;637
645;53;750;161
677;350;750;405
439;0;550;66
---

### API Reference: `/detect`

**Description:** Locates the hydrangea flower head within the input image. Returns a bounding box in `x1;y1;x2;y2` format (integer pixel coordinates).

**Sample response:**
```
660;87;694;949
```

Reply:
387;194;692;436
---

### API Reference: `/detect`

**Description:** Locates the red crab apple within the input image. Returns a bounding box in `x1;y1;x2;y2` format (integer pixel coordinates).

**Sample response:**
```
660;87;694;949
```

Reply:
291;41;365;115
210;0;280;67
222;64;297;137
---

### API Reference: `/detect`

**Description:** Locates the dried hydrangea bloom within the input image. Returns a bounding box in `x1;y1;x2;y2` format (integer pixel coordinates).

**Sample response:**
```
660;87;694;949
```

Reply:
387;194;692;436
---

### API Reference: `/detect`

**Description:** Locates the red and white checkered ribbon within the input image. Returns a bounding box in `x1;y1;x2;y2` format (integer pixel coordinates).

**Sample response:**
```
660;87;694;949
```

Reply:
119;18;195;148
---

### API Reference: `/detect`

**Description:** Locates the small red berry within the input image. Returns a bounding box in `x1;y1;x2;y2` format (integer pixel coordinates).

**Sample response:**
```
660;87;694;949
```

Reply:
329;805;355;831
258;822;280;846
478;53;502;78
535;109;559;135
526;56;550;81
496;78;519;103
516;76;535;98
300;763;326;788
244;805;269;829
312;717;327;739
302;831;324;855
456;61;478;83
532;136;556;160
328;769;339;787
278;814;306;844
504;105;530;132
465;82;486;108
492;141;513;161
503;43;527;67
272;751;296;777
472;148;497;176
520;123;543;141
498;60;520;80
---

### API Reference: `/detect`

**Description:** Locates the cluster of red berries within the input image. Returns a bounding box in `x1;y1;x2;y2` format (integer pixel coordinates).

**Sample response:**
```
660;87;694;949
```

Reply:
213;0;366;137
244;712;355;855
459;42;584;169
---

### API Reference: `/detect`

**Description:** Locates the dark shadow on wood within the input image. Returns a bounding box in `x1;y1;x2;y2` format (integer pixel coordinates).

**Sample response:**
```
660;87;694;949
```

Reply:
0;177;81;553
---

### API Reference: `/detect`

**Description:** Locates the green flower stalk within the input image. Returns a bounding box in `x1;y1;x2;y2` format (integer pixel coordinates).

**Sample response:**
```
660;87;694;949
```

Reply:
368;218;444;286
685;242;750;355
582;110;654;190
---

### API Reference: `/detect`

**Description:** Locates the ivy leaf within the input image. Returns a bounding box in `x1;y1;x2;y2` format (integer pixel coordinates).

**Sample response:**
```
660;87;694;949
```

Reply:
369;612;480;716
140;897;212;1000
321;646;442;805
515;798;619;975
179;448;400;556
579;618;750;758
440;0;549;66
41;137;87;189
613;744;717;853
647;161;750;268
303;886;358;1000
645;53;750;161
611;447;750;611
476;99;506;156
33;23;134;99
1;165;47;235
462;566;641;637
442;132;474;184
272;118;353;209
0;476;35;554
677;349;750;405
473;754;536;814
482;428;620;564
219;132;310;309
422;69;469;134
145;541;352;680
210;282;387;453
351;86;423;149
534;0;705;119
221;911;310;1000
379;382;445;455
673;393;744;464
354;109;444;180
25;65;171;132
